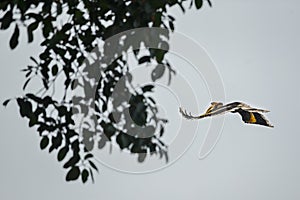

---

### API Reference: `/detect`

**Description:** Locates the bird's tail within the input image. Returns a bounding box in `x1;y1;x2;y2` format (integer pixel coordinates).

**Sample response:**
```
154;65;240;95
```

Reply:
179;107;207;120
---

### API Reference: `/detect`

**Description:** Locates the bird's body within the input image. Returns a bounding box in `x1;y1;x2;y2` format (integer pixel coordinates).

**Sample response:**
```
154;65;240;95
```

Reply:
179;102;273;127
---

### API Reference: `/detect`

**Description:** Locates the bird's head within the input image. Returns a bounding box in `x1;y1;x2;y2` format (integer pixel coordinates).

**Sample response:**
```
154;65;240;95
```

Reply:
211;102;223;106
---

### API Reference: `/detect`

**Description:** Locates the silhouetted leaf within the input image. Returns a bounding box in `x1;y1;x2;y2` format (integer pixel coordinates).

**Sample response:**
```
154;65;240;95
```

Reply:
66;166;80;181
71;79;79;90
129;95;147;126
42;96;54;107
40;136;49;150
42;78;49;90
28;112;38;127
131;143;146;153
169;21;174;31
2;99;11;107
57;146;69;162
63;154;80;168
0;10;12;30
49;133;63;152
148;97;156;105
84;153;93;160
88;160;98;172
82;128;94;151
116;132;134;149
168;15;175;21
138;153;147;162
81;169;89;183
29;56;38;64
58;106;67;117
27;21;39;43
17;98;32;117
101;122;116;140
195;0;203;9
178;2;185;13
23;78;31;90
89;168;94;183
138;56;151;64
42;18;53;38
98;137;107;149
159;125;165;137
52;64;58;76
151;64;165;82
141;84;154;93
207;0;212;7
10;24;19;49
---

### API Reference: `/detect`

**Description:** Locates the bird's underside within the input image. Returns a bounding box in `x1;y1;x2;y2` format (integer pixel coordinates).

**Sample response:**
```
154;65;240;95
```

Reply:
179;102;274;128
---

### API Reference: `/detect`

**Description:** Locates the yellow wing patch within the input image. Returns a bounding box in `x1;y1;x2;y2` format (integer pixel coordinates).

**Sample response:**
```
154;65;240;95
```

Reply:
205;105;214;114
249;112;257;123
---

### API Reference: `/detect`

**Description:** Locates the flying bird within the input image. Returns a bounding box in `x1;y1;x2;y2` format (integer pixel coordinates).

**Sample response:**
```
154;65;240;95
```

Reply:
179;102;274;127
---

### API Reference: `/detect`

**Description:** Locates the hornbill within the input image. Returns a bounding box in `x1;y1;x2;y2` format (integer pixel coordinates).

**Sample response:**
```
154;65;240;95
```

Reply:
179;102;273;127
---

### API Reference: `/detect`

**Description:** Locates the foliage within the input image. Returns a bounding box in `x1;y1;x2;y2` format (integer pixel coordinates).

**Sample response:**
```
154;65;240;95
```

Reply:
1;0;211;183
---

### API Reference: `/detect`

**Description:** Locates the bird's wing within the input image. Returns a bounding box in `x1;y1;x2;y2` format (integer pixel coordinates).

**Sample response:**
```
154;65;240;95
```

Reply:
230;102;270;113
235;109;274;127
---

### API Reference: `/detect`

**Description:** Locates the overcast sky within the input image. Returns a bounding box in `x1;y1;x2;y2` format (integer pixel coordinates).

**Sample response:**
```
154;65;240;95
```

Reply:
1;0;300;200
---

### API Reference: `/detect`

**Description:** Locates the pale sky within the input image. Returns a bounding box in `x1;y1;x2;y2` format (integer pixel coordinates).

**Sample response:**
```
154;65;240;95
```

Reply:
1;0;300;199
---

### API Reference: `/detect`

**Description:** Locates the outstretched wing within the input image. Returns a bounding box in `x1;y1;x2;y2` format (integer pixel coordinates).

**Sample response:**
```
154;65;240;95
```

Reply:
235;109;273;127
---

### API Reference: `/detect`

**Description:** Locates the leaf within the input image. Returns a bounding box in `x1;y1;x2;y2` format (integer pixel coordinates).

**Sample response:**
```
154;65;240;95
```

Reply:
168;15;175;21
17;98;33;117
58;106;68;117
42;18;53;38
84;153;93;160
10;24;20;49
189;0;194;8
66;166;80;181
195;0;203;9
0;10;13;30
116;132;134;149
30;56;38;64
129;95;147;126
81;169;89;183
23;78;31;90
138;56;151;64
25;70;31;78
27;21;39;43
169;21;174;32
159;124;165;137
151;64;165;82
88;160;98;172
29;112;38;127
148;97;156;105
89;168;94;183
49;133;63;152
141;85;154;93
2;99;11;107
98;137;107;149
207;0;212;7
63;154;80;168
137;153;147;163
40;136;49;150
51;64;58;76
153;49;166;63
57;146;69;161
178;2;185;13
131;143;145;153
71;79;79;90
